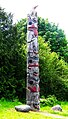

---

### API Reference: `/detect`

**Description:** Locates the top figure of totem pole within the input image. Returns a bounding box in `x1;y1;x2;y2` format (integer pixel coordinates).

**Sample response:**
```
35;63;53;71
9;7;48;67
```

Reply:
26;6;40;111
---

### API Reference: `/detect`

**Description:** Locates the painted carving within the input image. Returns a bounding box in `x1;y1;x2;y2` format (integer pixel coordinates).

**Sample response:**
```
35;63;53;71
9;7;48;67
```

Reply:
26;6;40;111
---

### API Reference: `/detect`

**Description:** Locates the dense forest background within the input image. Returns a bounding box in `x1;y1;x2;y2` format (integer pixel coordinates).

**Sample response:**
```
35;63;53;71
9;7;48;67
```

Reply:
0;7;68;102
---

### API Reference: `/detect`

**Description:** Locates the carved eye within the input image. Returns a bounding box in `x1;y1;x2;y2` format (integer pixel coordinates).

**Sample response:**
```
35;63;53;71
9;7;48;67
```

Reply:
29;21;32;25
29;59;32;63
29;80;33;85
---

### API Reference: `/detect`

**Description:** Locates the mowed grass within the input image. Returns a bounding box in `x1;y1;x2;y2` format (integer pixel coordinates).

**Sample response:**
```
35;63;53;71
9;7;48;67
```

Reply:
0;110;53;119
41;101;68;117
0;99;52;119
0;99;68;119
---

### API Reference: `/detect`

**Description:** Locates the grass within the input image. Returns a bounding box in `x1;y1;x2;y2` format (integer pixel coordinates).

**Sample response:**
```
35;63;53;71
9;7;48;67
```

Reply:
0;98;68;119
0;99;52;119
0;110;53;119
41;101;68;117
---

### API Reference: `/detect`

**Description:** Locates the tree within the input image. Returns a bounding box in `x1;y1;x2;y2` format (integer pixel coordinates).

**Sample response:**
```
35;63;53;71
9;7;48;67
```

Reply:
16;18;27;45
0;7;26;100
39;36;68;100
38;18;68;62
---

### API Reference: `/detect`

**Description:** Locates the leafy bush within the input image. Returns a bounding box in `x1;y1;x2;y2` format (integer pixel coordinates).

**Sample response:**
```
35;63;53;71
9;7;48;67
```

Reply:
40;95;58;107
39;36;68;101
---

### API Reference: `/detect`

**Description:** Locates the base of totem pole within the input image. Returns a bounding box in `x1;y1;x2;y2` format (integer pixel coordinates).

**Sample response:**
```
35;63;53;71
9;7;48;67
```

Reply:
27;101;40;112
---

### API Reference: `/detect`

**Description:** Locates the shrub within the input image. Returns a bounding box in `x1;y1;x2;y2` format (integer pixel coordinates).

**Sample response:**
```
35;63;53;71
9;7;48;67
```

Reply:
40;95;58;107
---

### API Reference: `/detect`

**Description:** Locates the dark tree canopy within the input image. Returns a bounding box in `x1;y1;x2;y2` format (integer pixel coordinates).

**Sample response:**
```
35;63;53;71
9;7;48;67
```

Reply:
0;7;26;100
38;18;68;62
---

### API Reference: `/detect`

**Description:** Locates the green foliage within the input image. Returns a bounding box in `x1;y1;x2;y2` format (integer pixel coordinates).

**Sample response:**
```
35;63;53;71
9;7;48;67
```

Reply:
38;18;68;62
0;7;26;101
40;95;58;107
0;98;22;109
39;36;68;100
16;18;27;45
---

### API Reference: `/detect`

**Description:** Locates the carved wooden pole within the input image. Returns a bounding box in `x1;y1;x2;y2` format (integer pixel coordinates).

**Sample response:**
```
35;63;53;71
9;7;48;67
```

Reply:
26;6;40;111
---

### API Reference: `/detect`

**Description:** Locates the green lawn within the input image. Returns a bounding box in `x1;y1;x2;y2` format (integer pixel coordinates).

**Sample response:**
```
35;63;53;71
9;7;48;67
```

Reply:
0;99;68;119
0;99;52;119
41;101;68;117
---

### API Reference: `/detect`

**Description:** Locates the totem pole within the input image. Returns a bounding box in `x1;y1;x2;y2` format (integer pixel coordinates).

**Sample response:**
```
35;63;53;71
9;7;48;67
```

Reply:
26;6;40;111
